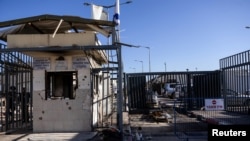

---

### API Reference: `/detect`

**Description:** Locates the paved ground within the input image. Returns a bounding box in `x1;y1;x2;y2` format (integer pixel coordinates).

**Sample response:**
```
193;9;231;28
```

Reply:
0;112;208;141
0;100;208;141
0;131;207;141
0;96;216;141
0;131;98;141
128;113;208;141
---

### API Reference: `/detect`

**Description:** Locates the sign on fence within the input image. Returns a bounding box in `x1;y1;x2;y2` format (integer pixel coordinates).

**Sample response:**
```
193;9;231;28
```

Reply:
205;99;224;110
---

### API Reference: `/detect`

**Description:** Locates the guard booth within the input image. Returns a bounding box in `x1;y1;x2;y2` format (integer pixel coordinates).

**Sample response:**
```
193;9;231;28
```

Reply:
0;14;122;133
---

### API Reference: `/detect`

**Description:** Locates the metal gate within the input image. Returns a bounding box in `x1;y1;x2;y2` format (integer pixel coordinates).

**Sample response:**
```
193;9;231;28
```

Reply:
220;50;250;114
125;71;221;113
125;70;250;140
0;43;33;132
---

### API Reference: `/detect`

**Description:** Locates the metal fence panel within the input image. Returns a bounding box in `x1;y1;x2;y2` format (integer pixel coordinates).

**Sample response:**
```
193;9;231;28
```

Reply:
125;66;250;140
220;50;250;114
173;98;250;140
0;43;33;132
125;71;222;113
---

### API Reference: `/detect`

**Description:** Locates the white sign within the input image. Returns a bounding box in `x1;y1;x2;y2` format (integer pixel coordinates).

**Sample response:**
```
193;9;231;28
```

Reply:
33;57;50;70
205;99;224;111
55;60;68;70
72;56;88;69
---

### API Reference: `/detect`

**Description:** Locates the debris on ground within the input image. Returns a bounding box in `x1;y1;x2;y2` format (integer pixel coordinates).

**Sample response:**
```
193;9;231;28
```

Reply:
150;110;173;123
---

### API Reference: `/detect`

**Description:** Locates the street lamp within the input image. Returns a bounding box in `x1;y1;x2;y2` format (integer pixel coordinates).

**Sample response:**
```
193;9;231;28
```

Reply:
129;67;136;72
134;60;143;72
164;62;167;72
119;43;151;72
84;1;132;134
84;1;132;9
84;1;132;44
139;46;151;72
83;1;132;21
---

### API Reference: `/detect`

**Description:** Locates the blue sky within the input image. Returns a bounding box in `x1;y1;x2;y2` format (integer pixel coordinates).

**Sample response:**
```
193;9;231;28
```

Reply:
1;0;250;72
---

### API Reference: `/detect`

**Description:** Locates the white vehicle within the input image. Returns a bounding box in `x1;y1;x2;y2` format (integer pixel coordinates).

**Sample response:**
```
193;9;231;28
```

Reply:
223;89;250;106
162;83;183;99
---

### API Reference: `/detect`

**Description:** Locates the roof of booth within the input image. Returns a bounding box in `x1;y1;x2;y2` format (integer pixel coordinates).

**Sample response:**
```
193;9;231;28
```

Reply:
0;14;115;42
0;14;116;65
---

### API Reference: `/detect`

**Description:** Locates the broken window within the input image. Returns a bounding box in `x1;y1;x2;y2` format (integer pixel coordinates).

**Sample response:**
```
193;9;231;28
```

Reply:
92;74;102;95
45;71;77;100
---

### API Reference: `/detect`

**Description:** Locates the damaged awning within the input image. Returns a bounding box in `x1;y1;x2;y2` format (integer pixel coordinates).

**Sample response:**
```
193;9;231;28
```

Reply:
0;14;117;65
0;14;115;42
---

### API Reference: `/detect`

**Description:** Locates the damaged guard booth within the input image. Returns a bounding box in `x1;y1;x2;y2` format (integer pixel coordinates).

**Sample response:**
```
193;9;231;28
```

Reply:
0;14;123;133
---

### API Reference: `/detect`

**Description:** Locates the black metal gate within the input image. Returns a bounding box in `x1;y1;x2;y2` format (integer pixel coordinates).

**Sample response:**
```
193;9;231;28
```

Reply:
220;50;250;114
125;71;221;113
0;43;33;132
125;69;250;140
127;75;147;110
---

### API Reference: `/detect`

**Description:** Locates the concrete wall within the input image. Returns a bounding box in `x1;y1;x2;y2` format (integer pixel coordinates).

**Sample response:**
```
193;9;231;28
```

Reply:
32;54;94;132
33;89;92;132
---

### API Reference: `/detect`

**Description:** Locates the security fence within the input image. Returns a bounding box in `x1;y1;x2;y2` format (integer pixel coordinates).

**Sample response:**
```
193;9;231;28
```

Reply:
124;50;250;140
125;51;250;114
220;50;250;113
125;71;222;113
0;43;33;132
173;97;250;140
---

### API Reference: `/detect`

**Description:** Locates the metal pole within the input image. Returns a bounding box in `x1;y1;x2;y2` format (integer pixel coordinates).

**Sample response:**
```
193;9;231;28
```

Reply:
117;43;123;138
142;61;144;72
146;47;151;72
149;47;151;72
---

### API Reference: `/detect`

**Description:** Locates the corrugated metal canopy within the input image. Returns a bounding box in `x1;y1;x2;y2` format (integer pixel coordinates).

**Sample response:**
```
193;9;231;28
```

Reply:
0;14;115;42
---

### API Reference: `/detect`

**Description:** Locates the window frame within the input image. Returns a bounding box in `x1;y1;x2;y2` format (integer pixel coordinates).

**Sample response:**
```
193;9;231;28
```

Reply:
45;71;78;100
